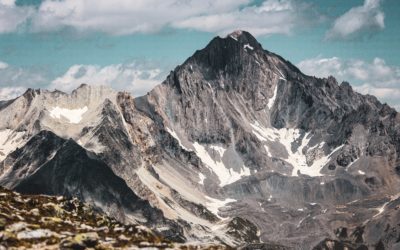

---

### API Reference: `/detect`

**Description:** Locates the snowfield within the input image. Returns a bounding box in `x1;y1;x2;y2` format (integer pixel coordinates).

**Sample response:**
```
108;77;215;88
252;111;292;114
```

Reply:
0;129;26;162
49;106;88;124
251;122;343;177
193;142;251;186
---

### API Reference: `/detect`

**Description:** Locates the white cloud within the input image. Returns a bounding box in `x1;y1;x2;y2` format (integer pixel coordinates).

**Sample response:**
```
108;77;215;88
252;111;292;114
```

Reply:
0;61;8;69
50;63;165;96
326;0;384;40
0;0;14;7
355;84;400;111
172;0;318;36
0;0;33;33
0;86;26;100
0;0;320;37
0;66;47;88
0;59;49;100
298;56;400;87
355;84;400;100
297;57;344;79
31;0;248;35
0;59;166;100
297;56;400;110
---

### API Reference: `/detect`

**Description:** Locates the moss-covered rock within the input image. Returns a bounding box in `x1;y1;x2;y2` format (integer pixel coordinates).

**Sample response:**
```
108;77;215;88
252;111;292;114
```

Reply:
0;186;230;249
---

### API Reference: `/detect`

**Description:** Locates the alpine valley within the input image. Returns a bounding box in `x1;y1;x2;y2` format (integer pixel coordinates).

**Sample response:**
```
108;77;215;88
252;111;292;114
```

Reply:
1;31;400;249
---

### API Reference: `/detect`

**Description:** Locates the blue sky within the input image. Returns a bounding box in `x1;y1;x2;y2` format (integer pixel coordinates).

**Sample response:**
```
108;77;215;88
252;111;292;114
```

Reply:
0;0;399;109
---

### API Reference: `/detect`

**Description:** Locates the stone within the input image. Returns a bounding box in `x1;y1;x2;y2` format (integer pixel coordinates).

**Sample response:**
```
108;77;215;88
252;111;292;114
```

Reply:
0;218;6;230
41;216;63;226
60;232;99;250
17;229;56;240
29;208;40;216
0;231;16;241
118;234;130;241
8;222;28;233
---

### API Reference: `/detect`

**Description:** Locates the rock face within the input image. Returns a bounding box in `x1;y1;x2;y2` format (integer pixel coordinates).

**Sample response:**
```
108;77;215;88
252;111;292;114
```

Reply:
1;131;167;227
1;30;400;249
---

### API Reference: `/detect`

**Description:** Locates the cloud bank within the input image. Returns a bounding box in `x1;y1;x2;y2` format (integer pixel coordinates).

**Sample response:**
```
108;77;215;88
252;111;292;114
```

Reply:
50;63;164;96
0;0;319;37
0;60;48;100
0;86;26;100
326;0;385;40
0;0;32;33
172;0;319;36
0;59;165;100
298;56;400;109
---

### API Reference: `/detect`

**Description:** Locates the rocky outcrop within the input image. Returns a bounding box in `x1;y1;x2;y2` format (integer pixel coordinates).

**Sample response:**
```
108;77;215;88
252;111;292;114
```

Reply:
0;187;229;249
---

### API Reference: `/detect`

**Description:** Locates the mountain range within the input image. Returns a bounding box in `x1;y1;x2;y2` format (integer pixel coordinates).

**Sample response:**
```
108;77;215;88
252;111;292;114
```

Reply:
1;30;400;249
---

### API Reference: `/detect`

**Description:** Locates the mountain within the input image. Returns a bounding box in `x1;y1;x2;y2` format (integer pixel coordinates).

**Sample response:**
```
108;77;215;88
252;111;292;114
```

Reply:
1;30;400;249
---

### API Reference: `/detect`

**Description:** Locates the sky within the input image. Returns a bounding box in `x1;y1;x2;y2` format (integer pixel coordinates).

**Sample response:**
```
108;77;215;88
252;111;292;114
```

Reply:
0;0;399;109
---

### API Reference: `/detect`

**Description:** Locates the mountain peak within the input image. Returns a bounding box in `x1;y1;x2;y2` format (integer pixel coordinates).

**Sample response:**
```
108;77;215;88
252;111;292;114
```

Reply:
227;30;244;39
184;30;266;76
225;30;262;50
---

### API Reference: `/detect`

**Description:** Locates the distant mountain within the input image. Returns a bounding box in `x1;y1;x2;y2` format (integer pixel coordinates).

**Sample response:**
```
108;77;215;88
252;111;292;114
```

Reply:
1;30;400;249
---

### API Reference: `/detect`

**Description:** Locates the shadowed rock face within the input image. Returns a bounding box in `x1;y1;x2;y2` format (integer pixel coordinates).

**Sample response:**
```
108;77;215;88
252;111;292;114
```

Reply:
0;131;183;241
1;31;400;249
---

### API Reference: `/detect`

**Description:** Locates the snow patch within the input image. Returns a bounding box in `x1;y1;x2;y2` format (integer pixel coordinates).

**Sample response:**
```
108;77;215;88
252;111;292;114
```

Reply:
49;106;88;124
210;145;225;156
358;170;366;175
78;136;106;154
205;196;236;218
297;215;309;228
228;30;242;41
258;202;265;212
275;66;286;81
244;44;254;50
264;145;272;157
347;158;359;169
229;35;238;41
193;142;250;186
308;141;325;151
267;85;278;109
373;202;388;218
165;127;192;152
0;129;26;162
198;173;206;185
251;122;343;177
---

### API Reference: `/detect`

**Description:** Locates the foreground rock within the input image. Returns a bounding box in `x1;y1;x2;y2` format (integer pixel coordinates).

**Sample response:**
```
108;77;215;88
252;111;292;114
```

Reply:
0;187;230;249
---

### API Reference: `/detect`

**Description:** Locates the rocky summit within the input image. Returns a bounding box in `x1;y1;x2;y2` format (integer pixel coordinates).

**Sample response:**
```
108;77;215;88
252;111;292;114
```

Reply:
1;31;400;249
